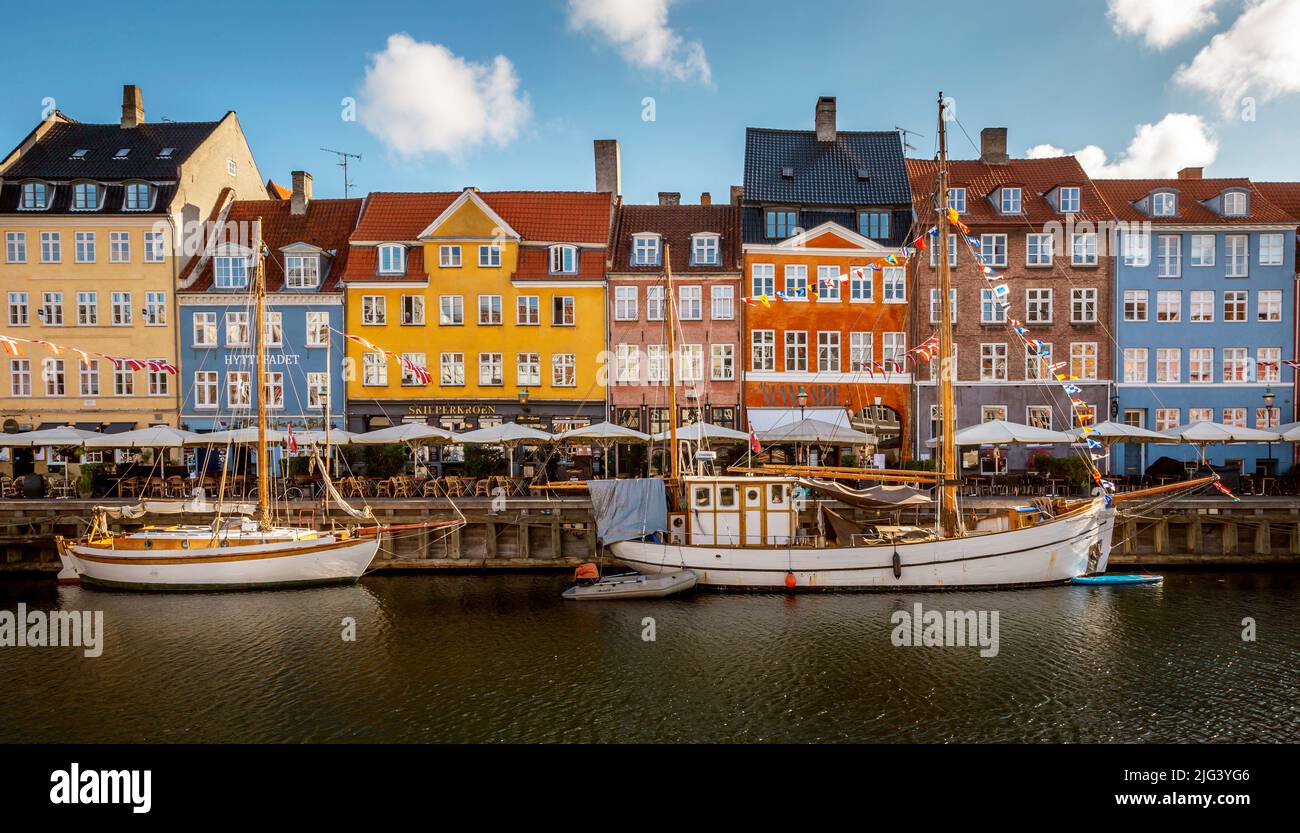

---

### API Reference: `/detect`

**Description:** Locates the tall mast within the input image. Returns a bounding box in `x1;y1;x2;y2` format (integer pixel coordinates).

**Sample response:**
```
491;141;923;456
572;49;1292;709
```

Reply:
253;218;271;530
665;244;679;492
935;92;961;538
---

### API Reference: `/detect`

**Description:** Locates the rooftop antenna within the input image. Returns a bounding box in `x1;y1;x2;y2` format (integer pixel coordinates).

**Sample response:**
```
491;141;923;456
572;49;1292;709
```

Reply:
321;147;361;197
894;125;924;153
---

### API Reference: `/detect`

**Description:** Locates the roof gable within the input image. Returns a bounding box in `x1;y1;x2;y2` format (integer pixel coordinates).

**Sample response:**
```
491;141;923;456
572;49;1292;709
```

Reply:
775;221;891;252
418;189;519;240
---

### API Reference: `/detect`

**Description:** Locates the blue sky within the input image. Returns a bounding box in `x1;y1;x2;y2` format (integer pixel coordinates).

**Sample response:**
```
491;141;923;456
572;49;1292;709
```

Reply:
3;0;1296;202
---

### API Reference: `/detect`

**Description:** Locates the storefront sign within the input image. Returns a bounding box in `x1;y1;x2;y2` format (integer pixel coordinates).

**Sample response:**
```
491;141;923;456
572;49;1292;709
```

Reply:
754;383;843;408
407;403;499;417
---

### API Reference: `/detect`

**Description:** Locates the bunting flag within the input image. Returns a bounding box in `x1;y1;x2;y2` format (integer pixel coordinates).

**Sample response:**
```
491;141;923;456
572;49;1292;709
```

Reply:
1213;481;1242;502
0;336;20;356
287;425;298;455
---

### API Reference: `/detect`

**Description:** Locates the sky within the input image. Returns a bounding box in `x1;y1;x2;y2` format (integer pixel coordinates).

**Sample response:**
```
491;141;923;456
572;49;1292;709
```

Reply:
2;0;1297;202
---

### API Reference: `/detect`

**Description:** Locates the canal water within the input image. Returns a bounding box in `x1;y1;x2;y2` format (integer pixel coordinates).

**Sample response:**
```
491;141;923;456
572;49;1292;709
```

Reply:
0;571;1295;743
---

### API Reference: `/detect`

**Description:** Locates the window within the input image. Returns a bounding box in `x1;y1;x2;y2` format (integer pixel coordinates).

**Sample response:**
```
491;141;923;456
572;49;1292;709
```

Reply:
1156;290;1181;322
981;289;1007;324
632;234;661;266
882;332;906;365
849;332;873;372
214;255;249;288
550;245;578;274
193;312;217;347
929;288;956;323
362;352;387;386
72;182;99;211
1155;348;1180;384
225;311;250;346
930;234;957;267
710;344;735;380
227;372;251;408
1027;405;1053;431
751;331;775;371
1070;343;1098;380
1223;348;1249;382
1225;235;1249;277
8;292;28;326
9;359;30;396
400;295;425;326
478;295;502;325
1156;235;1181;278
679;286;702;320
710;285;734;320
1122;290;1147;322
1258;290;1283;322
817;331;840;372
285;255;320;288
263;373;284;409
400;353;430;387
647;345;668;383
850;267;873;302
816;266;841;301
784;331;808;372
362;295;386;325
227;159;237;177
947;188;967;213
751;263;775;297
20;181;49;210
439;244;462;268
517;353;541;386
77;292;97;326
78;361;99;397
980;343;1008;381
5;232;26;263
110;292;132;326
1222;407;1245;428
194;371;217;408
1256;407;1280;430
478;243;502;268
1123;232;1150;267
43;358;64;396
1260;233;1284;266
882;267;906;303
680;344;704;382
1026;233;1053;266
144;291;166;326
1030;290;1057;325
615;345;640;383
692;235;719;265
1224;290;1247;322
1071;233;1097;266
1000;187;1022;214
1152;192;1177;217
378;244;405;275
478;352;504;386
783;265;807;297
74;231;95;263
1071;404;1098;430
765;210;796;239
1223;191;1248;216
439;353;465;386
109;231;130;263
1191;235;1215;267
614;286;637;320
1190;290;1214;322
40;292;62;326
858;211;890;239
1155;408;1180;431
1123;348;1148;383
143;232;165;263
552;296;575;326
435;295;463;326
1026;342;1053;380
124;182;150;211
552;353;576;387
262;311;282;346
1059;187;1080;213
1189;349;1213;384
307;311;330;347
1071;288;1097;323
516;295;540;325
1258;347;1282;383
147;360;168;397
307;372;329;410
980;234;1007;267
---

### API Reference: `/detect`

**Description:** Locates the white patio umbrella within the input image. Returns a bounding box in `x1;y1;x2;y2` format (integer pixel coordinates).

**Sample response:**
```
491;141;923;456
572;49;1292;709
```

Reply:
934;419;1073;447
554;421;650;443
184;427;289;445
1066;421;1179;444
1;426;100;447
1161;421;1281;444
1273;421;1300;442
83;425;198;448
351;423;459;445
457;421;555;478
757;417;875;445
293;428;356;446
651;422;749;443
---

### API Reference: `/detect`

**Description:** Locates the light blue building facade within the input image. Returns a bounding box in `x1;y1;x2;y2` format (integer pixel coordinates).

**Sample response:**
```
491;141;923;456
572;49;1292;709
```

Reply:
1103;175;1297;476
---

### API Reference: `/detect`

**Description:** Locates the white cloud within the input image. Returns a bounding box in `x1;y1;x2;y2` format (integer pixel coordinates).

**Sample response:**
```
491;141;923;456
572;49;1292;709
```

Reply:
566;0;711;84
1026;114;1218;178
359;33;532;159
1175;0;1300;117
1107;0;1219;49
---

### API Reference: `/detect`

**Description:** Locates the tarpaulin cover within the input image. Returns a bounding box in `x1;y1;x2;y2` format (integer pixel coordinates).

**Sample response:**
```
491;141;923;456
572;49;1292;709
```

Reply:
586;478;667;544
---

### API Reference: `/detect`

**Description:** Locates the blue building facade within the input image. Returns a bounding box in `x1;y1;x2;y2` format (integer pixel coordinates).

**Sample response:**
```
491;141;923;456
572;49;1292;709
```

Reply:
1101;174;1297;475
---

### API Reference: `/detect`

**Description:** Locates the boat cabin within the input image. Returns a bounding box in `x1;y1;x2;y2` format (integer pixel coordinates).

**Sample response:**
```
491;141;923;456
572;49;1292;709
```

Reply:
677;476;799;546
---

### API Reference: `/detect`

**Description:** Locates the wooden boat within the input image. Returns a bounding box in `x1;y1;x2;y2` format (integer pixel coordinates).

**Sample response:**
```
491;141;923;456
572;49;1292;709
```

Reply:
562;570;697;600
1071;574;1162;586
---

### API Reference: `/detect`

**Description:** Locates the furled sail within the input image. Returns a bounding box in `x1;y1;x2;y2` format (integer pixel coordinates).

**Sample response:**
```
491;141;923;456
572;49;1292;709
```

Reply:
94;499;258;519
311;452;374;520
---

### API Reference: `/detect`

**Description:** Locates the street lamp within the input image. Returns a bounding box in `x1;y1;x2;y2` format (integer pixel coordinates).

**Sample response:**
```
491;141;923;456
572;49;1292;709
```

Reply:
517;386;529;408
796;387;809;420
1263;387;1276;474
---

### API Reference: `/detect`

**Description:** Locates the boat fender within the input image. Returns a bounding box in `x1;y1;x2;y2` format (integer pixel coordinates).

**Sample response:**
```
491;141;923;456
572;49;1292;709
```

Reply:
784;571;796;589
892;550;902;579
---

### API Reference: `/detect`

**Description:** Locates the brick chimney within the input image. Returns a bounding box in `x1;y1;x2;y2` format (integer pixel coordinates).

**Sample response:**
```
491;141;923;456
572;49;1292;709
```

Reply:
700;192;712;206
658;192;681;206
594;139;622;196
1178;167;1203;180
815;96;837;143
121;85;144;129
729;185;744;205
291;171;312;216
980;128;1008;165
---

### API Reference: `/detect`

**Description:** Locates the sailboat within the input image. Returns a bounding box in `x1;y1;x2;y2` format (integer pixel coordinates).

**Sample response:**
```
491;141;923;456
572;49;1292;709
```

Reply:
610;93;1211;590
56;220;382;590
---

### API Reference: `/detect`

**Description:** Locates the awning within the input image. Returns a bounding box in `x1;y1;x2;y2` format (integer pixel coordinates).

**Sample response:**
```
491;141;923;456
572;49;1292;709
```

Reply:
74;422;100;432
35;422;64;431
103;422;137;434
745;408;853;433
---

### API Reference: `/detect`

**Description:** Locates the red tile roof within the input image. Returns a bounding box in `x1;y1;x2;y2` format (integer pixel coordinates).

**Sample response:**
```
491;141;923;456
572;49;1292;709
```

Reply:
350;190;613;243
907;156;1111;226
611;203;741;273
1252;182;1300;224
513;247;606;281
266;179;291;200
1094;178;1295;225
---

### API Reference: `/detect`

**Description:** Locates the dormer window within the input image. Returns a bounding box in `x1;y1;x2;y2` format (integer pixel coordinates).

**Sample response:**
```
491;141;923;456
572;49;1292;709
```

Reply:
947;188;967;213
113;148;130;160
72;182;101;211
765;209;797;239
214;254;251;289
999;187;1022;214
858;211;890;240
1222;191;1248;217
691;234;719;266
157;147;174;159
19;182;49;210
123;181;151;211
378;244;405;275
549;244;578;274
285;254;321;288
1059;187;1081;213
631;233;661;266
1152;191;1177;217
70;149;88;161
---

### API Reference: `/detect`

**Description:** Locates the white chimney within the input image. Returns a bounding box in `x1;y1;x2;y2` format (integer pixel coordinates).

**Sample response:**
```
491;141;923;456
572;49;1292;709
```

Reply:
291;171;312;216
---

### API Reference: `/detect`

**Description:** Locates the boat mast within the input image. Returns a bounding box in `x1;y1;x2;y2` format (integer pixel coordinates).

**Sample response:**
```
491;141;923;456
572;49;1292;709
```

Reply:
253;218;271;530
935;93;962;538
665;244;679;500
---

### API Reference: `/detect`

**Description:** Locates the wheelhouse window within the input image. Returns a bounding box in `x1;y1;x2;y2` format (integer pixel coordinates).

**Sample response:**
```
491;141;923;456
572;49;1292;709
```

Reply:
378;244;405;275
123;182;151;211
285;254;321;288
549;244;578;274
20;181;48;210
214;255;250;288
72;181;100;211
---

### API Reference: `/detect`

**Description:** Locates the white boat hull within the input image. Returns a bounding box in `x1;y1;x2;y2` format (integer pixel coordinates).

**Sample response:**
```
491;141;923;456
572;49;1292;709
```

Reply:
59;534;379;591
611;499;1115;590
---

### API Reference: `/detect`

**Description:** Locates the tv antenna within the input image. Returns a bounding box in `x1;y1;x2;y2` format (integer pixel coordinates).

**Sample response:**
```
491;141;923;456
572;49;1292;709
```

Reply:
321;147;361;197
894;125;924;153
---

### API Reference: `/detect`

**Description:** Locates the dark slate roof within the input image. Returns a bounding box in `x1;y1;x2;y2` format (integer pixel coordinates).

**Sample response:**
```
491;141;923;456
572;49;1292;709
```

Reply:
0;181;178;215
742;127;912;207
3;119;220;180
740;206;912;247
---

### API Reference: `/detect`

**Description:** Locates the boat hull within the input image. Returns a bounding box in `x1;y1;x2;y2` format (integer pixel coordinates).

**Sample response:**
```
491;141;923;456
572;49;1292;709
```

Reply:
611;500;1115;591
58;534;379;591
